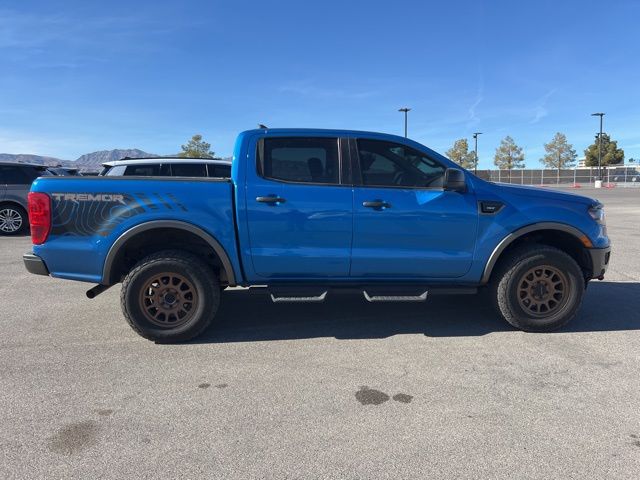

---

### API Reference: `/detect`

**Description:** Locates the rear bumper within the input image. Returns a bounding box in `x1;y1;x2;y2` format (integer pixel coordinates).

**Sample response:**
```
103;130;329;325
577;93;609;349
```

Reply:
23;253;50;276
588;246;611;279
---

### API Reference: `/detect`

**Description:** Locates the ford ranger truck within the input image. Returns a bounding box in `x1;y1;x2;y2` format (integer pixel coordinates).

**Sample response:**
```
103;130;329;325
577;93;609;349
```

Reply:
23;129;611;342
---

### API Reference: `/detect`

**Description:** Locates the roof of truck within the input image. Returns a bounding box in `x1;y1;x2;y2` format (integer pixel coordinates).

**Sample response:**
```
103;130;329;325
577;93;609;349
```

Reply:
239;128;450;163
102;157;232;167
0;161;51;168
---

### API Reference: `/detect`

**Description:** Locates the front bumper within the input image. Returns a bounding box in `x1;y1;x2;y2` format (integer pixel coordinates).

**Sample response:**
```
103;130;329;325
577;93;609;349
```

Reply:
588;246;611;279
23;253;50;276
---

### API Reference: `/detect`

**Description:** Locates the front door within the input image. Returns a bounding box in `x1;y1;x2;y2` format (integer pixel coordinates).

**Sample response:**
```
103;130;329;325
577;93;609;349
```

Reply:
245;136;353;279
350;138;478;279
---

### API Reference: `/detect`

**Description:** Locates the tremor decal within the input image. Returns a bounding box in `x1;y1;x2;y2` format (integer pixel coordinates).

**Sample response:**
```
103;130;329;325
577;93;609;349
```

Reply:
51;193;145;237
50;192;188;237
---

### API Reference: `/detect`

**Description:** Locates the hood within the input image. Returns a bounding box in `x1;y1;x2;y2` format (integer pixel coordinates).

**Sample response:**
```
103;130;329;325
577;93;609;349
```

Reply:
493;182;597;206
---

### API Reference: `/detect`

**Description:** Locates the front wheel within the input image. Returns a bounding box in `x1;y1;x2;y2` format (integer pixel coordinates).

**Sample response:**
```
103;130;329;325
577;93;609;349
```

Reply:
120;250;220;342
491;245;585;332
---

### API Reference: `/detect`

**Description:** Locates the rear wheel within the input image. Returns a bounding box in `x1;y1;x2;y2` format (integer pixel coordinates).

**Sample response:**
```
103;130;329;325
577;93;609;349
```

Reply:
121;250;220;342
0;204;28;235
491;245;585;332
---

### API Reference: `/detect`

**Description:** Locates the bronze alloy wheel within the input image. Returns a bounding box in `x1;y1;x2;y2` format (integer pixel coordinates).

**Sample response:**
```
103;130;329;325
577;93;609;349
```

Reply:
516;265;570;318
138;272;198;328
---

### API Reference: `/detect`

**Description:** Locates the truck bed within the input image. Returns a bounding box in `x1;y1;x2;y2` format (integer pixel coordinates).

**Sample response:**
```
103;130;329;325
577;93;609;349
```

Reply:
30;176;240;283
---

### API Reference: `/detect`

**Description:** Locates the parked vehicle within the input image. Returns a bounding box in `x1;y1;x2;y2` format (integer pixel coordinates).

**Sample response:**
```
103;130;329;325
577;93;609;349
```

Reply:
609;167;639;183
23;129;611;342
99;157;232;178
0;162;52;235
48;167;82;176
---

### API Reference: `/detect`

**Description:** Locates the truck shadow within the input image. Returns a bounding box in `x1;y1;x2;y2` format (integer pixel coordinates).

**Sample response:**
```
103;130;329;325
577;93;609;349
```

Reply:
193;281;640;343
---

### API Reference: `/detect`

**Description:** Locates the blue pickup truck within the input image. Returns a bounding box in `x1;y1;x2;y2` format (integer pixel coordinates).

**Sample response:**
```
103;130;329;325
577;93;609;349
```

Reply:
23;128;610;342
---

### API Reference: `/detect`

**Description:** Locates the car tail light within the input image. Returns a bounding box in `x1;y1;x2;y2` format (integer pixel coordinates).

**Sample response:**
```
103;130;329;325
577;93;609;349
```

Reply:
28;192;51;245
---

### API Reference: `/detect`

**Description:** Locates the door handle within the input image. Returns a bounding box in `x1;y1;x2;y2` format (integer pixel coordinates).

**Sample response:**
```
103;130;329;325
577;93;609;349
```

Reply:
362;200;391;210
256;195;286;204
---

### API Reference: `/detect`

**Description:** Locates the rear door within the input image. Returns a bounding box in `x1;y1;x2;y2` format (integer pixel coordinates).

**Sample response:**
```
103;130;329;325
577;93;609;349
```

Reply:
350;138;478;279
244;136;353;278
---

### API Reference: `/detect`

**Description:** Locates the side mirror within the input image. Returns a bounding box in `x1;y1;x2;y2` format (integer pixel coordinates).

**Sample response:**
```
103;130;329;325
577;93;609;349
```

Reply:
444;168;467;192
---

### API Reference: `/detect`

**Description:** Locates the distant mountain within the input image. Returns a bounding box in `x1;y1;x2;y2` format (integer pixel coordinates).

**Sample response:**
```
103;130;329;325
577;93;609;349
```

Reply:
74;149;156;171
0;153;71;167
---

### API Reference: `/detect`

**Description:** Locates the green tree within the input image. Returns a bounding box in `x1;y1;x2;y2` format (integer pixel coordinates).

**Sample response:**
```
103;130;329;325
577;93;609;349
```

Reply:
179;134;215;158
584;133;624;166
540;132;577;169
446;138;476;169
494;136;525;170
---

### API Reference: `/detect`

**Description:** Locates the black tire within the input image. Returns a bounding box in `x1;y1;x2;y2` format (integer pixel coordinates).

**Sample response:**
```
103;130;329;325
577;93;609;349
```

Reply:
120;250;220;343
0;203;28;236
490;244;585;332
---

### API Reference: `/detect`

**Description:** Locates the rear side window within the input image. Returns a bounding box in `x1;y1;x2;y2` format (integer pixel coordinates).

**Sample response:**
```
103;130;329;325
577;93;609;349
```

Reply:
258;137;339;184
207;164;231;177
170;163;207;177
0;165;30;184
123;164;170;176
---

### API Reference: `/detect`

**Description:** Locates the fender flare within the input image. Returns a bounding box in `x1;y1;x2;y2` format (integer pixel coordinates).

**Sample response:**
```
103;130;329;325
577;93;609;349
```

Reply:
480;222;591;284
102;220;236;286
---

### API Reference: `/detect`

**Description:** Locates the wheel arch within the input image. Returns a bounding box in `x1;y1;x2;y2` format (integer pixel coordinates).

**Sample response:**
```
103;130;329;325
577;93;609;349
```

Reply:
102;220;236;286
0;200;27;211
481;222;593;284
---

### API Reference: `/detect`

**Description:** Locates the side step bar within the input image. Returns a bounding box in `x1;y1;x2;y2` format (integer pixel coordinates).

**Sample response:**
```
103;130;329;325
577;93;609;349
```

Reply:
270;291;328;303
260;285;473;303
363;290;428;302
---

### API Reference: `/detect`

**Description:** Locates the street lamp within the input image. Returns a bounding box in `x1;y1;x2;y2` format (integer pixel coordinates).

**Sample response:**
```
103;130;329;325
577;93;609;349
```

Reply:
591;112;605;180
398;107;411;138
472;132;482;174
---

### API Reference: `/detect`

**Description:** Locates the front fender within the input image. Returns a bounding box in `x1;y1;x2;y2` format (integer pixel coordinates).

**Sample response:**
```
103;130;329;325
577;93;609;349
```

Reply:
479;222;592;284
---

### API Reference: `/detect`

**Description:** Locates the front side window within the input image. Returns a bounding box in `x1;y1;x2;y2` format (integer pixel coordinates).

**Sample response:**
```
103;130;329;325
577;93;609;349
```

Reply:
259;137;339;184
357;139;446;188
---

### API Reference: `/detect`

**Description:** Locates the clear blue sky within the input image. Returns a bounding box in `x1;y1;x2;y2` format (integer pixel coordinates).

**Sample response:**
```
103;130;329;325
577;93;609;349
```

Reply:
1;0;639;167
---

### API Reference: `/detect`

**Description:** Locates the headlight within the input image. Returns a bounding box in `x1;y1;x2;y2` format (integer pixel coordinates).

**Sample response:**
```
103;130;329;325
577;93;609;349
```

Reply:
588;203;606;225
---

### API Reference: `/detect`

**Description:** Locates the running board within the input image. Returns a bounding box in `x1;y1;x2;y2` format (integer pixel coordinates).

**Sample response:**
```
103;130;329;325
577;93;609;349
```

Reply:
270;291;328;303
363;290;428;302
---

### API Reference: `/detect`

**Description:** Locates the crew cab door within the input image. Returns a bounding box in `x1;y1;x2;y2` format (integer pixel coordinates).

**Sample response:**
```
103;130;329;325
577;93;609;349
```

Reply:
350;138;478;278
244;136;353;278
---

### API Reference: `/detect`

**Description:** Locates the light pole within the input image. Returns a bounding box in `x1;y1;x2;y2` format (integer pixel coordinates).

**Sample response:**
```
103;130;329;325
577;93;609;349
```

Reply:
472;132;482;174
591;112;605;180
398;107;411;137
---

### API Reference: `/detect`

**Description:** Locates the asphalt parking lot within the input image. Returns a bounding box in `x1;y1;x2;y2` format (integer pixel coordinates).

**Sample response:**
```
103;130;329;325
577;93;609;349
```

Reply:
1;187;639;479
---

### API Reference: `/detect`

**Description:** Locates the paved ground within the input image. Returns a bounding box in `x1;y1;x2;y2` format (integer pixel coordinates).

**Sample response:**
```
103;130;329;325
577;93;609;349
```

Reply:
1;187;639;479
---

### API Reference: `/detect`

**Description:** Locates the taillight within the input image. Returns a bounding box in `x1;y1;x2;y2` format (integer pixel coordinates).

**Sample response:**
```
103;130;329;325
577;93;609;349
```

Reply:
28;192;51;245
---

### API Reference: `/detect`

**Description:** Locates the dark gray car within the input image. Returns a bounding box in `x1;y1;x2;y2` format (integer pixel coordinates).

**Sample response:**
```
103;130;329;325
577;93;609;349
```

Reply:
0;162;52;235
